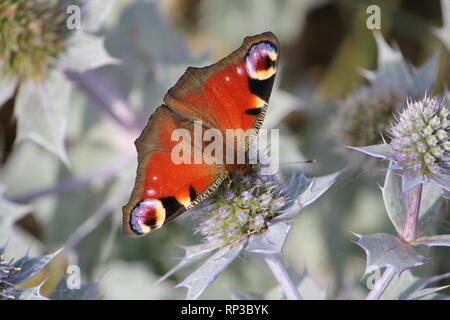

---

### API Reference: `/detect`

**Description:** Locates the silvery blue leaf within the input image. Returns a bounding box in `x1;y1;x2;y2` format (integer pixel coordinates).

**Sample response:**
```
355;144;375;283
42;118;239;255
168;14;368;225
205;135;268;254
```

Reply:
15;70;71;164
8;248;63;285
372;32;413;88
381;270;450;299
245;221;292;255
297;171;341;208
410;49;439;94
158;243;219;283
413;235;450;247
382;166;406;235
14;283;48;300
176;240;246;300
275;171;340;220
264;269;326;300
401;172;425;194
382;166;442;236
347;144;393;160
354;233;428;275
417;182;443;234
295;270;327;300
49;276;98;300
405;285;450;300
430;173;450;193
57;31;119;73
229;288;263;300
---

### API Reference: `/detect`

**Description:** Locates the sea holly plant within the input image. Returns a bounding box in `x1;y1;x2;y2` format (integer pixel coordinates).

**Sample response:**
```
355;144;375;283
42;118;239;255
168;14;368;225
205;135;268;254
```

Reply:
0;0;117;163
350;96;450;300
332;32;438;152
0;244;61;300
0;244;99;300
158;164;340;300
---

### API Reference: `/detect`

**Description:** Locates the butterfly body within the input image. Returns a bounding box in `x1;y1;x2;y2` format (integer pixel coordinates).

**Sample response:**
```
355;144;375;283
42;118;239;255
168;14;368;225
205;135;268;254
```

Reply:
123;32;279;237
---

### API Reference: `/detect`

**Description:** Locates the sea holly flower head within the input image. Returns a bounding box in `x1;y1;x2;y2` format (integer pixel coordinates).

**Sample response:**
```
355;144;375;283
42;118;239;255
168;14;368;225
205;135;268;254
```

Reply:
0;0;117;164
195;169;287;247
390;97;450;177
0;0;69;79
349;96;450;193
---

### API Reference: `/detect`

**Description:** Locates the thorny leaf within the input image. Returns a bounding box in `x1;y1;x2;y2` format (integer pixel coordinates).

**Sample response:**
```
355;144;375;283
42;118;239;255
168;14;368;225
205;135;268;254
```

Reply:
275;171;340;220
49;275;98;300
57;31;119;73
354;233;428;275
229;288;263;300
382;164;442;236
14;283;48;300
8;248;63;285
245;221;292;255
158;243;219;283
347;144;393;161
176;240;246;300
413;235;450;247
15;70;71;164
382;269;450;300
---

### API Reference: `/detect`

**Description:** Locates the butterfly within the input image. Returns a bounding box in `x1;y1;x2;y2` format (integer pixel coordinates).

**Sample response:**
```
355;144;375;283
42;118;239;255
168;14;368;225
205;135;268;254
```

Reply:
123;32;279;237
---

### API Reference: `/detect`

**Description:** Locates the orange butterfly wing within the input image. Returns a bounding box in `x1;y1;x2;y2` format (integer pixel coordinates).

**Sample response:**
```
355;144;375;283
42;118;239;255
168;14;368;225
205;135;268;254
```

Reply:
123;32;279;237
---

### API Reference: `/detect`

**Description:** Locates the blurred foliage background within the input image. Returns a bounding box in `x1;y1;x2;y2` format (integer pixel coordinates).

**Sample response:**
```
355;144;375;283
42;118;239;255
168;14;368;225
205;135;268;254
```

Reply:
0;0;449;299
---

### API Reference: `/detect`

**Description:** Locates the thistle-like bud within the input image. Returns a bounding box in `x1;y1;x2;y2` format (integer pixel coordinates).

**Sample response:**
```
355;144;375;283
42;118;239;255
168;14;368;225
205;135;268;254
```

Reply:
0;252;21;300
390;97;450;176
333;85;404;147
0;0;69;79
195;171;287;247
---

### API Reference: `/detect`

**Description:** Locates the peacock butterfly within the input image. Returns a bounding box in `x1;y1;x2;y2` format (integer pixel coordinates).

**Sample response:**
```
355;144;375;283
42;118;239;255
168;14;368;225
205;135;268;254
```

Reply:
123;32;279;237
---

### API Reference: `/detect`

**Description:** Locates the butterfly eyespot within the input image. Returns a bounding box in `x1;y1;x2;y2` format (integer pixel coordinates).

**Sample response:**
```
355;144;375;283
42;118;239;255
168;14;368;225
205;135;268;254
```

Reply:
130;199;166;235
245;41;278;81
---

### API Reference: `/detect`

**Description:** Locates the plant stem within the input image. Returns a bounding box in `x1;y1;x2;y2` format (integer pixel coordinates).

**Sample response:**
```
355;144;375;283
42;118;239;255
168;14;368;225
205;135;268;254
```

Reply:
10;155;132;203
402;183;423;242
264;254;303;300
366;266;396;300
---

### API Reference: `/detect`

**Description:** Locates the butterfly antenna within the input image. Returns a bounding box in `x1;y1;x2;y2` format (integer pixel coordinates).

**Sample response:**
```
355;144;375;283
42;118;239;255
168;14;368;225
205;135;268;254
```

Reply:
278;159;316;165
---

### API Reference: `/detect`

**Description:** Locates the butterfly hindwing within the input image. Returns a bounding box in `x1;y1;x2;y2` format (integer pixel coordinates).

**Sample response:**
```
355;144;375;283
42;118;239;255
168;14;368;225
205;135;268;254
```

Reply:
122;105;226;237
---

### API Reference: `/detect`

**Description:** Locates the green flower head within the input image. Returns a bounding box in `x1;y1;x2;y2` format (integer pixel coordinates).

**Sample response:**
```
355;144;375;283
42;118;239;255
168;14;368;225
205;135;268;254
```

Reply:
195;172;287;247
390;97;450;176
0;0;69;79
